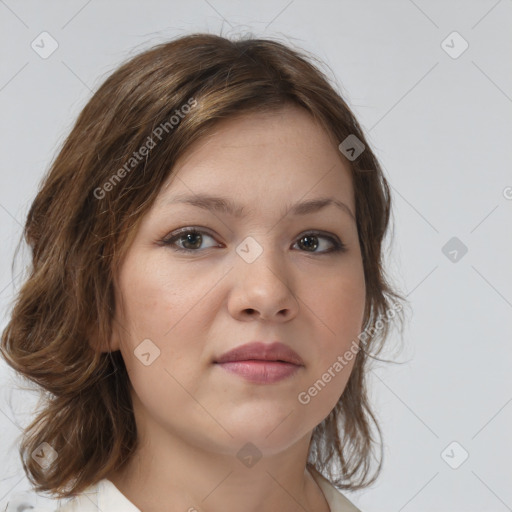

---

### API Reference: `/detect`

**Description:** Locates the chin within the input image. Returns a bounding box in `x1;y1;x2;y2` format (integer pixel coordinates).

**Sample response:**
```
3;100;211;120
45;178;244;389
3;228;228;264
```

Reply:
219;423;308;456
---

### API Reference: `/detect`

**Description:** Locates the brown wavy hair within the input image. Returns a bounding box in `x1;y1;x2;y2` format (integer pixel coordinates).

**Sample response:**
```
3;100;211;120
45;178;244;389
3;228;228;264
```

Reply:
1;32;407;499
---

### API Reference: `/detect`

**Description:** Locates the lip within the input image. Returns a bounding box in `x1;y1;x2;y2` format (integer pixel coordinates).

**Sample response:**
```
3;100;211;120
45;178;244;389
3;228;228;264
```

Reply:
214;341;304;384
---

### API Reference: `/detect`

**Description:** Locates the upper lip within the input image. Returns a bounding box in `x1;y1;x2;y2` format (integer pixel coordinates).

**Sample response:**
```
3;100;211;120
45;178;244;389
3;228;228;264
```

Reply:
214;341;304;366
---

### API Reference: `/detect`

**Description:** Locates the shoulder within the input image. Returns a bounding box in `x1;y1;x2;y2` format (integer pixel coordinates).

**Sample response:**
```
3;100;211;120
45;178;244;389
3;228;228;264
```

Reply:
308;465;363;512
3;489;59;512
54;482;101;512
4;479;140;512
3;481;100;512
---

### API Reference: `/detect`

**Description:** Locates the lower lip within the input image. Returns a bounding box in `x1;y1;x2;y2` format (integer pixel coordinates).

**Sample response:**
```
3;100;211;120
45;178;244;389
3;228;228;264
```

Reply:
215;361;301;384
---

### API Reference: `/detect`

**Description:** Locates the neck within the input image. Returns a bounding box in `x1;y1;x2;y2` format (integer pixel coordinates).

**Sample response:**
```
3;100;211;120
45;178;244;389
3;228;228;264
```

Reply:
105;430;329;512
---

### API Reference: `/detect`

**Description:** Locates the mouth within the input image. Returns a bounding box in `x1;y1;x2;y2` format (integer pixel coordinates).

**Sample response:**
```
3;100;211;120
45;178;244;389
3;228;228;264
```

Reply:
214;341;304;384
215;360;302;384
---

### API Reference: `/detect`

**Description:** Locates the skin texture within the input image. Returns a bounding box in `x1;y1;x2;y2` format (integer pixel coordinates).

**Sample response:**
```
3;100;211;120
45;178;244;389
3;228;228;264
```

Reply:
104;105;366;512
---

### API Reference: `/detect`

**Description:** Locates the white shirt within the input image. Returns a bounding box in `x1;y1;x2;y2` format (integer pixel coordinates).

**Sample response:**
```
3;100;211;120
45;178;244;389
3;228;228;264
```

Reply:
5;466;361;512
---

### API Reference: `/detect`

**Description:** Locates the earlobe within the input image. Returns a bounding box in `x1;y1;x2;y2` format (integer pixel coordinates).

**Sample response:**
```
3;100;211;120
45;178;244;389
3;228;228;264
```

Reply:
88;328;120;353
107;328;121;352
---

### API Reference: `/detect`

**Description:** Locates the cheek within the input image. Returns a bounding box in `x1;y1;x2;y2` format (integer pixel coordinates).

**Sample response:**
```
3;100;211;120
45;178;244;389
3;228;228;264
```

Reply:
114;253;223;383
116;253;213;339
307;264;366;340
297;333;359;426
297;268;364;413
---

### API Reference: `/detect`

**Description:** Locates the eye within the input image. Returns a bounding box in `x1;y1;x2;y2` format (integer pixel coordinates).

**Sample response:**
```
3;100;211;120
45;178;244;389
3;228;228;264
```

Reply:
160;227;346;254
293;231;346;254
161;228;219;253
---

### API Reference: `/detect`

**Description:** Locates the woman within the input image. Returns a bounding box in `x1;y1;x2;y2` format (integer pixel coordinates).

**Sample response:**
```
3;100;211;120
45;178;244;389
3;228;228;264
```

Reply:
1;33;405;512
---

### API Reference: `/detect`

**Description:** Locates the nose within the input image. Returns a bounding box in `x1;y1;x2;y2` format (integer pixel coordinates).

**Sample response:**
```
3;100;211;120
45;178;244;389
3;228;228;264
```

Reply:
227;241;300;322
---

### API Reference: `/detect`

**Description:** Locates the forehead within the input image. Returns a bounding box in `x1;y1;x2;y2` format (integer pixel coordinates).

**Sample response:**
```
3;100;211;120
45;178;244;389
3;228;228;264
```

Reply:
156;105;355;213
172;105;343;168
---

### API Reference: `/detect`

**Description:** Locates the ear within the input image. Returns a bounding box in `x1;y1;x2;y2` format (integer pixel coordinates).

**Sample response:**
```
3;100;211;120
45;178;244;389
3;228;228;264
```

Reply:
106;326;121;352
87;324;121;353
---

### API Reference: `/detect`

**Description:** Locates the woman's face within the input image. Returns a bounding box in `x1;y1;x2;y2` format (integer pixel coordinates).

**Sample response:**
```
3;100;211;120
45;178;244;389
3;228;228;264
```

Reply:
109;105;366;458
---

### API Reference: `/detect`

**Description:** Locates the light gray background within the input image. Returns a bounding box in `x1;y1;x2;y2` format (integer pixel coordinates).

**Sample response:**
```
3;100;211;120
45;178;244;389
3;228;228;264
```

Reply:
1;1;511;511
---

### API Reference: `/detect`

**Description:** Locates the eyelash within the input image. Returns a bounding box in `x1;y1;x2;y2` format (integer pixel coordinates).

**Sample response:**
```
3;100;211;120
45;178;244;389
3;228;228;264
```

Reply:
160;227;347;255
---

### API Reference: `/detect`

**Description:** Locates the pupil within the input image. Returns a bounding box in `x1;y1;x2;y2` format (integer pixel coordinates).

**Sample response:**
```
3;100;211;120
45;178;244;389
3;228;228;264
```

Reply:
184;233;201;249
302;235;318;251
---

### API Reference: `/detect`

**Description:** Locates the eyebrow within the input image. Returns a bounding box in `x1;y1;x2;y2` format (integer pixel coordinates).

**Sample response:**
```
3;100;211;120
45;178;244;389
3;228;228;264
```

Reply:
164;193;355;222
